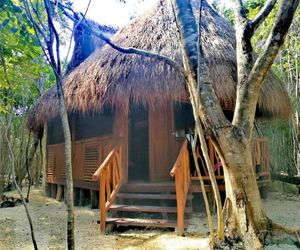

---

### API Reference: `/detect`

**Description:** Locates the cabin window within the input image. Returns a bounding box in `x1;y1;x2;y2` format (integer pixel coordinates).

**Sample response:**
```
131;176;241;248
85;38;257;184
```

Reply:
75;108;114;140
47;117;64;145
174;102;195;133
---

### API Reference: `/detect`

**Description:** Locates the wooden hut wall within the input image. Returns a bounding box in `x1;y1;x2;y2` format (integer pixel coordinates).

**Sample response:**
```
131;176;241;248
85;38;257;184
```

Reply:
46;106;128;189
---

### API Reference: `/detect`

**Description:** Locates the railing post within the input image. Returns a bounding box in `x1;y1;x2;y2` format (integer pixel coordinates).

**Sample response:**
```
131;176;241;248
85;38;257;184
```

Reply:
175;175;185;233
170;140;190;234
93;143;124;233
100;171;106;232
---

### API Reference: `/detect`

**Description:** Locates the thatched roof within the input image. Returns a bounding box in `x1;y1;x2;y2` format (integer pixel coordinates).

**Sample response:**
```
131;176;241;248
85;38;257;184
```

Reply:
28;0;290;134
66;18;117;73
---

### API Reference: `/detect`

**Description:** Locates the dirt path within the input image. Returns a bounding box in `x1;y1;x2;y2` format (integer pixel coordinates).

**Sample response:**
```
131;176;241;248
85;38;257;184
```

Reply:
0;188;299;249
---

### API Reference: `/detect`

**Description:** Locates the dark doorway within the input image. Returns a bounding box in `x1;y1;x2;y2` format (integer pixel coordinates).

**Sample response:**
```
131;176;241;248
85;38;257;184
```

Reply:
128;105;149;181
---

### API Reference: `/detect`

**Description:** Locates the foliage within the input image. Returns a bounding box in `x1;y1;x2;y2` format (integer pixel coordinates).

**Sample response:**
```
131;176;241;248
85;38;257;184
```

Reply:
217;0;300;174
0;0;54;114
0;0;53;193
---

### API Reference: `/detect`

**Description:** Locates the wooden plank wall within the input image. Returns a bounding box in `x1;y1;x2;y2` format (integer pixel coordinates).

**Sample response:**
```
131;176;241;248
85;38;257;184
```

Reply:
251;138;270;174
46;106;128;190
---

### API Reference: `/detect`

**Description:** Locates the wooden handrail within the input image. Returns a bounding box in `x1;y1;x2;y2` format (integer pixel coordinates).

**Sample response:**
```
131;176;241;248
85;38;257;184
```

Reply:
92;143;123;232
170;140;188;177
170;140;190;233
92;147;119;181
251;138;270;181
190;138;270;183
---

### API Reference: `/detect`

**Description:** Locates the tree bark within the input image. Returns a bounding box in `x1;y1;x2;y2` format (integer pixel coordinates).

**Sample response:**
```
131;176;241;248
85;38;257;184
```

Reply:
42;124;48;195
25;134;39;200
170;0;225;241
213;130;269;249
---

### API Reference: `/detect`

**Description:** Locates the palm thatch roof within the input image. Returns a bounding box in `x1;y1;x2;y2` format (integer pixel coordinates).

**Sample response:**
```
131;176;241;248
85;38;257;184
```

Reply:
27;0;290;134
66;18;117;73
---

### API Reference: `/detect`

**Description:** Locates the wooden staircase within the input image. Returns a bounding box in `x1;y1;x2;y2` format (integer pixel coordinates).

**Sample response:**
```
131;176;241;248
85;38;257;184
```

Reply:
93;140;192;233
104;182;193;231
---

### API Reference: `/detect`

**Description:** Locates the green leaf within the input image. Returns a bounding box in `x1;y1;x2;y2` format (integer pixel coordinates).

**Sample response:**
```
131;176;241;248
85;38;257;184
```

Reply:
10;27;18;33
2;18;9;27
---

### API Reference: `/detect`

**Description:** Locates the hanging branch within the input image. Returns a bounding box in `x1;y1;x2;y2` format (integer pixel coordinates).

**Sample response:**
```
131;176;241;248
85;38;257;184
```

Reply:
169;0;225;241
192;132;215;247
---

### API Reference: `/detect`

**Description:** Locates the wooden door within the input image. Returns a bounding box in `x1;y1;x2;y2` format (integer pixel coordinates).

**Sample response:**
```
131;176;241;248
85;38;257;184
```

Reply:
149;104;173;181
128;105;149;181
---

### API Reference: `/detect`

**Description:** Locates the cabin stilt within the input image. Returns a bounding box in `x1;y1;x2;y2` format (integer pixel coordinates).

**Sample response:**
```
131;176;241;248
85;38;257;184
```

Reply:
90;190;99;209
56;184;63;201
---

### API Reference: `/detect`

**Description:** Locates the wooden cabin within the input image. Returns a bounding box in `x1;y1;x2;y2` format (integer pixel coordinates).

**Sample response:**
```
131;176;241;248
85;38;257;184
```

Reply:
28;0;290;233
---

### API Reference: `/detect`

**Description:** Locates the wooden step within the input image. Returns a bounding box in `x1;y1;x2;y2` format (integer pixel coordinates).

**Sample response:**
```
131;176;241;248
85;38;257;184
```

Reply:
106;217;177;228
116;193;193;200
109;204;192;213
121;183;176;193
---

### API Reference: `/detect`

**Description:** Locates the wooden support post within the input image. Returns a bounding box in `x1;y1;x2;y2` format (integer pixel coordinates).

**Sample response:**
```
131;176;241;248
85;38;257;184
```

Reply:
44;182;51;197
90;190;99;209
79;188;85;207
74;187;80;206
100;172;106;232
85;190;91;206
175;177;185;234
51;184;57;199
49;184;53;198
56;184;63;201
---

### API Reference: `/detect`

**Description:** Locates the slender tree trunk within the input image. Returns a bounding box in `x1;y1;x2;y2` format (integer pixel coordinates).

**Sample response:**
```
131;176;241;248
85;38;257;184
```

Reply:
56;80;74;249
42;124;48;195
170;0;225;240
25;134;39;200
191;133;215;246
25;134;32;200
4;118;39;250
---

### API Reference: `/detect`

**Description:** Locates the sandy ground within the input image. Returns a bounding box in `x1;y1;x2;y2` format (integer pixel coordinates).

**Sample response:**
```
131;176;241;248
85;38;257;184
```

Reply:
0;185;299;250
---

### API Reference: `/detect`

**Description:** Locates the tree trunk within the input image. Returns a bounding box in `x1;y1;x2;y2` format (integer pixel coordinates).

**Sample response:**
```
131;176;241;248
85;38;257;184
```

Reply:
42;124;48;195
216;134;269;249
56;78;74;249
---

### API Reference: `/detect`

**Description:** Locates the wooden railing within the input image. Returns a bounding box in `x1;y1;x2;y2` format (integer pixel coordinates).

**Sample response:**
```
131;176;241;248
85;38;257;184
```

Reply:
92;143;123;232
170;140;190;233
251;138;270;182
190;138;270;186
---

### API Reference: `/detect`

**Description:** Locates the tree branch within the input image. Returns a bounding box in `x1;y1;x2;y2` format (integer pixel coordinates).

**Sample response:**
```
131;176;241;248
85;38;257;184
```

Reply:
23;0;49;44
63;0;91;75
170;0;198;73
233;0;299;137
231;0;254;87
56;2;183;74
249;0;277;32
22;0;58;73
231;0;248;24
44;0;61;78
30;0;47;32
249;0;299;90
